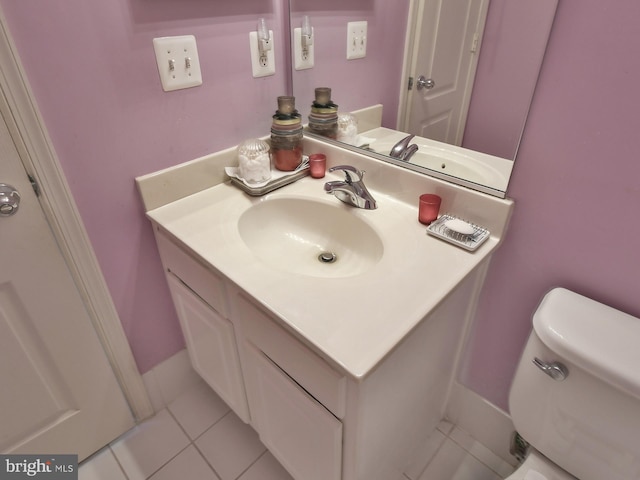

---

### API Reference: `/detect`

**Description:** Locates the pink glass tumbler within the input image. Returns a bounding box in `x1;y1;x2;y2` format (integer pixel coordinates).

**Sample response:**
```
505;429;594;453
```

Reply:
309;153;326;178
418;194;441;225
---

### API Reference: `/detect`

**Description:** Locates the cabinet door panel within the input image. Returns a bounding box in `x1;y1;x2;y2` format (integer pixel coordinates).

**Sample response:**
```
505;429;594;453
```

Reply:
166;273;250;422
234;291;346;418
245;343;342;480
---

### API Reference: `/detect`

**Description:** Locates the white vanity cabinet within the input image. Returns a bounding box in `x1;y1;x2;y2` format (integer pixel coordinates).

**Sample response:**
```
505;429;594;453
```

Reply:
154;230;250;423
153;223;487;480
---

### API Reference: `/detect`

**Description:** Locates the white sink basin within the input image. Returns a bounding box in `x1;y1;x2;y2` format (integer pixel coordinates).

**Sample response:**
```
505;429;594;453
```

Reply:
238;197;383;278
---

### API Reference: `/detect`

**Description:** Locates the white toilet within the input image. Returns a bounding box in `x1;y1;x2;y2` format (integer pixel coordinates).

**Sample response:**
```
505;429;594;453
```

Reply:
505;287;640;480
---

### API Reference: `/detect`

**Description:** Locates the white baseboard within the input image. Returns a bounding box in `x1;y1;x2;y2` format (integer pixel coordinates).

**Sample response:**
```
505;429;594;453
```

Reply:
445;382;517;467
141;349;201;412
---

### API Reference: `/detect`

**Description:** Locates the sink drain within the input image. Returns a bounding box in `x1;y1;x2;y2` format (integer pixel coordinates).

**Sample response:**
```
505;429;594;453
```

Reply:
318;252;337;264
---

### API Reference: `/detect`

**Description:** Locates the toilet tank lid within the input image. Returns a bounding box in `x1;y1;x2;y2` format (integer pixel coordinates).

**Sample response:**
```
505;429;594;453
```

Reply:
533;287;640;400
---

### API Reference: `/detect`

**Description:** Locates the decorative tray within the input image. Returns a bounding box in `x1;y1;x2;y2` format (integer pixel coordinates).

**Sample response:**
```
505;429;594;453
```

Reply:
225;155;310;196
228;167;310;196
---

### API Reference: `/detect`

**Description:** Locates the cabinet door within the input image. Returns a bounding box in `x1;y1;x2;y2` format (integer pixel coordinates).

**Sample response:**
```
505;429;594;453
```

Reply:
166;273;250;422
245;343;342;480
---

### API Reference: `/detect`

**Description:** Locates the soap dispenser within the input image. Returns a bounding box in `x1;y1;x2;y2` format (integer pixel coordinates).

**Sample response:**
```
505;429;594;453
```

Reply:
270;96;303;171
308;87;338;139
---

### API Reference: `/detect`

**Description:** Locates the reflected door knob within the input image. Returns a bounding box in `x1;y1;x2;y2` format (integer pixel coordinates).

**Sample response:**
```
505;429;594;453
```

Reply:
417;75;435;90
0;184;20;216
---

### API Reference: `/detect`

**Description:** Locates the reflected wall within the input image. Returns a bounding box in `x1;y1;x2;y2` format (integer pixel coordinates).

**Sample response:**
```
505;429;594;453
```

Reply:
290;0;409;129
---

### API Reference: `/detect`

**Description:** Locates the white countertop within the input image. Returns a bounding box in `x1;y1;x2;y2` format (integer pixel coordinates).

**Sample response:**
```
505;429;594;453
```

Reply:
146;172;505;380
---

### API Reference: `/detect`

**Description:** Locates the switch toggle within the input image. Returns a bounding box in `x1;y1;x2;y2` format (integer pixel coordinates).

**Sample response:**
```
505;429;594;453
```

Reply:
153;35;202;92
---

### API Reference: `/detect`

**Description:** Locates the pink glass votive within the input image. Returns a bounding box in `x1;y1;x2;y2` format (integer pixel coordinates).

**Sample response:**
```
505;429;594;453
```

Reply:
309;153;326;178
418;194;441;225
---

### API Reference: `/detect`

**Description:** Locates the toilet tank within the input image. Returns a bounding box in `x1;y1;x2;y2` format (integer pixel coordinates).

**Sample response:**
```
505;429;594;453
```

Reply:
509;288;640;480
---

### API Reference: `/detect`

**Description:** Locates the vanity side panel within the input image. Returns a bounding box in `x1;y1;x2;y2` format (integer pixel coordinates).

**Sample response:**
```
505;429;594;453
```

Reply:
343;268;480;480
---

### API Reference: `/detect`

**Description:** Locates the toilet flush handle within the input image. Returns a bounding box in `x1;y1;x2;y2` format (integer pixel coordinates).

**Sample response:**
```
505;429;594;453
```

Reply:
533;357;569;381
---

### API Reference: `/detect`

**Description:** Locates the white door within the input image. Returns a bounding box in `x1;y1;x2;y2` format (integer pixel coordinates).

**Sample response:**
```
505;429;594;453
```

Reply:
0;109;134;461
402;0;489;145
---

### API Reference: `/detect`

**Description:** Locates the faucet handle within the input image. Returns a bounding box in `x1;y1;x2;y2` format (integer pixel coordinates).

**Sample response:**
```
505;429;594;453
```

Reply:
389;134;415;158
328;165;364;183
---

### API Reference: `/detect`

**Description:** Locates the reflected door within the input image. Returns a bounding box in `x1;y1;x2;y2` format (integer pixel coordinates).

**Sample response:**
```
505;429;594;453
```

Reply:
404;0;489;145
0;108;134;460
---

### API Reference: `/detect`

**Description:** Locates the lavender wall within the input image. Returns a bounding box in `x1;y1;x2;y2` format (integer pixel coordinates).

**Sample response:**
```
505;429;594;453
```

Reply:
0;0;289;373
290;0;409;127
460;0;640;409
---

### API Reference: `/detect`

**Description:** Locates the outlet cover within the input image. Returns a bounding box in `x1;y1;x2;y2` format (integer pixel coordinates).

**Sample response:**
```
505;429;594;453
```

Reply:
293;27;314;70
346;21;367;60
249;30;276;78
153;35;202;92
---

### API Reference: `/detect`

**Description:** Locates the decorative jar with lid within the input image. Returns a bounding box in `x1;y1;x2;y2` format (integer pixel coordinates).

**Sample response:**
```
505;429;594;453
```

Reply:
270;96;303;171
308;87;338;139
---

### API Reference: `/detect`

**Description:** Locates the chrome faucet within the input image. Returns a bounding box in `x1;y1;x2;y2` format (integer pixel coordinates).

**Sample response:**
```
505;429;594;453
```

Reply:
389;134;419;162
324;165;377;210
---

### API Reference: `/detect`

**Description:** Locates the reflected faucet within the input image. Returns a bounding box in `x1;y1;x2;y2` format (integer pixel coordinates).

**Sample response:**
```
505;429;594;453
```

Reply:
324;165;377;210
389;134;419;162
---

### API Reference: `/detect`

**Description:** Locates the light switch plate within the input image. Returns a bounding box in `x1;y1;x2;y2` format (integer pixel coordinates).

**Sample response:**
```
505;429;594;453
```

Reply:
153;35;203;92
293;27;314;70
346;21;367;59
249;30;276;78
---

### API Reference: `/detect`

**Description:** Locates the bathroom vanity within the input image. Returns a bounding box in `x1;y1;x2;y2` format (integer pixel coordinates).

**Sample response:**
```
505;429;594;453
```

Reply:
137;136;513;480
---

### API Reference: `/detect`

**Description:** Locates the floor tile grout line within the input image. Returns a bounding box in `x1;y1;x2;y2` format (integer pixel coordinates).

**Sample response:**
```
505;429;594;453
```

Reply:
165;406;190;439
180;405;233;443
131;407;194;479
187;409;263;480
408;431;450;480
159;406;230;480
445;431;511;479
107;445;131;480
144;443;193;480
233;449;270;480
190;435;224;480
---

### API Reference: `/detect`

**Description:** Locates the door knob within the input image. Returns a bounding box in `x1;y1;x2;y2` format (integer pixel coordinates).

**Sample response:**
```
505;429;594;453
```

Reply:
0;184;20;216
417;75;435;90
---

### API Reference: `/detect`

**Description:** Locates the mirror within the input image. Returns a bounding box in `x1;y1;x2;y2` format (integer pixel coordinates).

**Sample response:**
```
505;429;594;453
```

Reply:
288;0;559;197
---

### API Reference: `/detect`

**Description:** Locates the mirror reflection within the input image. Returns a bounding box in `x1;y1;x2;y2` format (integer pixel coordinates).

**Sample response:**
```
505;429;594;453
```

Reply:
289;0;558;196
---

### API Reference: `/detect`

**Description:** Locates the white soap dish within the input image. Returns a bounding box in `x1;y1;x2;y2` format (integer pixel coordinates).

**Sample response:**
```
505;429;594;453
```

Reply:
427;214;490;251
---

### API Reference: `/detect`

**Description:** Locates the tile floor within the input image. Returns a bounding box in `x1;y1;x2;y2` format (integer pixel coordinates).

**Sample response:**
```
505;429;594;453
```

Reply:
79;379;515;480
